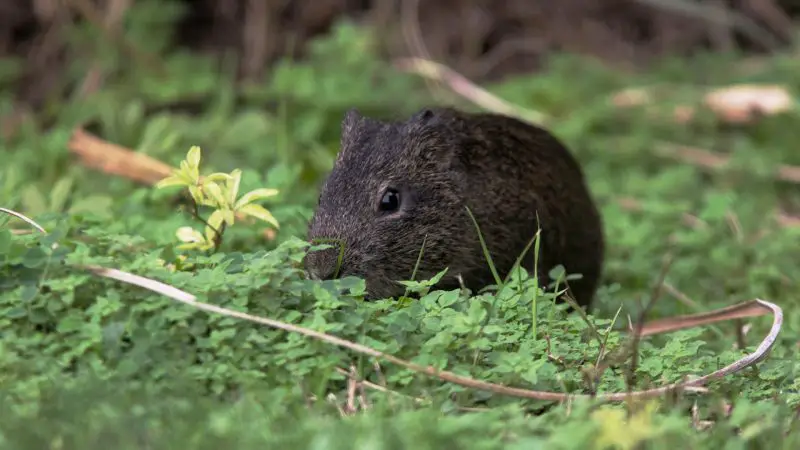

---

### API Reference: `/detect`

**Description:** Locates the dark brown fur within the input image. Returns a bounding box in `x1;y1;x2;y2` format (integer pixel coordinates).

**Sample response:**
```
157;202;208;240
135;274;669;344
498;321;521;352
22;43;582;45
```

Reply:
304;107;605;309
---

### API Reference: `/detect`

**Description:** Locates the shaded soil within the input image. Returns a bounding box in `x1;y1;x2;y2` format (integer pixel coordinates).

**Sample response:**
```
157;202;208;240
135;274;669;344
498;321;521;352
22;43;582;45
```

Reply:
1;0;797;112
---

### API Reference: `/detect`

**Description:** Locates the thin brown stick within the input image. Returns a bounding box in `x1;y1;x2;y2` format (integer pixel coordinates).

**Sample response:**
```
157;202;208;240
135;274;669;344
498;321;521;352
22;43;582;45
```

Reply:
67;128;174;185
394;57;547;125
636;301;773;337
333;367;423;403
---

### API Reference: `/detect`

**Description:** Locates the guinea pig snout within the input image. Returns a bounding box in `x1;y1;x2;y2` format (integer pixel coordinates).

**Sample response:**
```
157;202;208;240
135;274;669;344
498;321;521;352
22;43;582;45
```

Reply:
304;245;343;281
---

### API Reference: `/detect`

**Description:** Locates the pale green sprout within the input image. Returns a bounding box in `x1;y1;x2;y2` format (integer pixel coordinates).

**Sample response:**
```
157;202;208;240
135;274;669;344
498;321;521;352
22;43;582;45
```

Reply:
156;146;280;251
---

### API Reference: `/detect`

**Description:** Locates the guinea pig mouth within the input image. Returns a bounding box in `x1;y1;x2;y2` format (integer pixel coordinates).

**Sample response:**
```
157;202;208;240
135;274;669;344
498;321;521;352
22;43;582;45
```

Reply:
304;255;352;282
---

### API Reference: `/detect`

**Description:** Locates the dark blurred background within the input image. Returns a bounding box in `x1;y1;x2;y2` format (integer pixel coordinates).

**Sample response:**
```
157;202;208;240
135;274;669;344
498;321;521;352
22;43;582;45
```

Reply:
2;0;797;114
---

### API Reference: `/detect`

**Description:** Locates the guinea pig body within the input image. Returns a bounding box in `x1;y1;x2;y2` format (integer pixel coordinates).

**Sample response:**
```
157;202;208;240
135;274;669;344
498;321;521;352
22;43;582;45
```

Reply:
305;107;605;309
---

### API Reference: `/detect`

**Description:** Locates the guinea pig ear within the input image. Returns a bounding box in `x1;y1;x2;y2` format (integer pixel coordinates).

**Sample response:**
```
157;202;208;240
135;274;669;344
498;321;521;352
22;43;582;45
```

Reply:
408;108;461;167
412;108;436;123
341;108;363;143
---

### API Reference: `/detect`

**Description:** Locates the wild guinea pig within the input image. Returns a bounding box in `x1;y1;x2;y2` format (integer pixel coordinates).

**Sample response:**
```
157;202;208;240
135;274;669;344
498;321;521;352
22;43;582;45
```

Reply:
304;107;605;310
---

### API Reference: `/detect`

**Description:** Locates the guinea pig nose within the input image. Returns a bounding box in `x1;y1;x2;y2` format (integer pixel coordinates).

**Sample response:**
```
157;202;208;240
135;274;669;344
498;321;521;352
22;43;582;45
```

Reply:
305;247;341;281
316;264;339;281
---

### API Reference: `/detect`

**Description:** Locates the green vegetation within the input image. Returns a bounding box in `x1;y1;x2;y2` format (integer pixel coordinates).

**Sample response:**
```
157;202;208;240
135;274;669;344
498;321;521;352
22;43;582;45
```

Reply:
1;4;799;449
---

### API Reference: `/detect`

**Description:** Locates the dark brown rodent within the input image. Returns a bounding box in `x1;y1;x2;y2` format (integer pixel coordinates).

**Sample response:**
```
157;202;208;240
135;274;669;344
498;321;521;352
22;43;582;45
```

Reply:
304;107;605;309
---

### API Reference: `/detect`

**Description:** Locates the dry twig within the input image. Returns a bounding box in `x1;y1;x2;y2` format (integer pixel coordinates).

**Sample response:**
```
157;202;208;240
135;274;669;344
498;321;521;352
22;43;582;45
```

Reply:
67;127;173;185
394;57;547;125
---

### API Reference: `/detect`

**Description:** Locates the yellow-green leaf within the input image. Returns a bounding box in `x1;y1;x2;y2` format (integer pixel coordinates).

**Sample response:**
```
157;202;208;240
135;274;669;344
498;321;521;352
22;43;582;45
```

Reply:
591;402;659;450
178;241;210;251
188;185;204;204
204;172;231;183
156;174;188;189
238;203;279;229
204;181;228;208
235;188;279;209
223;209;235;226
178;161;199;184
184;146;201;181
176;226;205;243
186;146;201;168
226;169;242;205
207;209;225;230
205;209;226;242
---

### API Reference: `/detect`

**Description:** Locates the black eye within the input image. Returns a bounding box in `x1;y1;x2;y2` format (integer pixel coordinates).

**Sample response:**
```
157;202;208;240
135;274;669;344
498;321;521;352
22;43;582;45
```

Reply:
379;188;401;212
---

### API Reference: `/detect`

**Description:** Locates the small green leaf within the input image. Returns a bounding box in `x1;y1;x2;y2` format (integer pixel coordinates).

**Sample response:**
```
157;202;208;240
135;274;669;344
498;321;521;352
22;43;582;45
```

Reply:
20;284;39;302
548;265;566;282
6;307;27;319
437;290;461;307
57;313;87;333
22;185;48;216
237;203;279;228
235;188;279;209
426;268;449;286
22;246;48;268
0;230;12;253
49;176;74;213
28;308;50;324
69;195;113;217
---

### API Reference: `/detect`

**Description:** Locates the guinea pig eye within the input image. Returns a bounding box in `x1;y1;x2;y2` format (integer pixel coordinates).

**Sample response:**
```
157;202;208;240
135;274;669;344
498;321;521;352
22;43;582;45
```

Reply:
379;188;401;212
